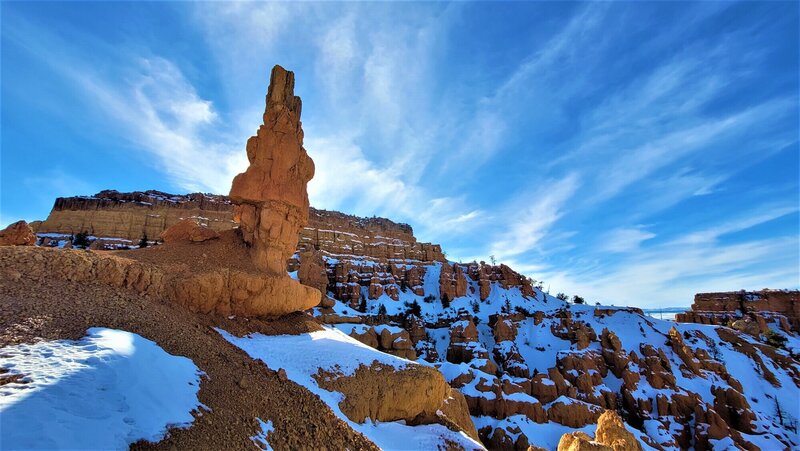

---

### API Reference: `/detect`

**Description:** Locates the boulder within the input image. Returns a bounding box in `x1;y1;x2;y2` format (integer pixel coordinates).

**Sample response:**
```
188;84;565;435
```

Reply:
0;220;36;246
556;410;642;451
160;218;220;243
313;362;452;424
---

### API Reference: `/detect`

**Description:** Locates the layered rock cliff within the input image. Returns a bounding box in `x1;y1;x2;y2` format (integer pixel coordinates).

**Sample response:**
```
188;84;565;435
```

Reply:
676;290;800;334
36;190;236;241
27;187;800;450
36;194;444;261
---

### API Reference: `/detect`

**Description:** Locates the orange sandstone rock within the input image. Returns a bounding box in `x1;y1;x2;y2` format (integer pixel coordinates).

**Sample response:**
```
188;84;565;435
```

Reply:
556;410;642;451
229;65;315;274
228;64;320;312
160;218;220;243
0;220;36;246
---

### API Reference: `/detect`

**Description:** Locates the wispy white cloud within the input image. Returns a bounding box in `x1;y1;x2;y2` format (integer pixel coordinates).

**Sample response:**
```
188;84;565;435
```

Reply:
3;2;796;312
601;227;656;253
536;204;799;306
488;174;580;260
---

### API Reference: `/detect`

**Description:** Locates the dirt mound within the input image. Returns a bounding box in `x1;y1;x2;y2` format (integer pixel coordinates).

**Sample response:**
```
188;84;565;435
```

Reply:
0;269;377;450
1;233;319;317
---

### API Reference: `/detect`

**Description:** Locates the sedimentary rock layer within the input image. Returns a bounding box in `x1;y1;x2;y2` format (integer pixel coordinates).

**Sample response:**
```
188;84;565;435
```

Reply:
36;190;235;240
676;290;800;333
36;193;444;262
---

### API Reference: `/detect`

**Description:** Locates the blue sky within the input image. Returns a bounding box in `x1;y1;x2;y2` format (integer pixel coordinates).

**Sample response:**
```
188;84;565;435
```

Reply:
1;1;798;307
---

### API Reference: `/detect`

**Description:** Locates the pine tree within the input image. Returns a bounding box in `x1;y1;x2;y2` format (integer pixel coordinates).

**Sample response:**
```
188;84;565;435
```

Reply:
73;231;90;248
441;293;450;309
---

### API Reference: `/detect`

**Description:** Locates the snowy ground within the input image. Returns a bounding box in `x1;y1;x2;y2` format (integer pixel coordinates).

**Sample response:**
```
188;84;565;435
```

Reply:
217;327;485;450
311;257;800;449
0;328;203;450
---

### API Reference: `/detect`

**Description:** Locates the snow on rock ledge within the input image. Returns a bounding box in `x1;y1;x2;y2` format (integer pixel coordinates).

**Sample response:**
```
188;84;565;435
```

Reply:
0;328;203;449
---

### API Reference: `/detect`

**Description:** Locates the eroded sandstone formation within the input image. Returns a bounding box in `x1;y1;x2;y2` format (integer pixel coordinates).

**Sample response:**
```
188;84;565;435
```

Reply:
0;220;36;246
557;410;642;451
220;65;320;313
229;65;315;275
677;290;800;334
37;190;235;240
0;237;315;317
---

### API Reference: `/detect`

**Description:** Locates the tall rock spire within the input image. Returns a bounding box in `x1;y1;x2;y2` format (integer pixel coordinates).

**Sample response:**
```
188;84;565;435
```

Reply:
227;64;320;315
230;65;316;275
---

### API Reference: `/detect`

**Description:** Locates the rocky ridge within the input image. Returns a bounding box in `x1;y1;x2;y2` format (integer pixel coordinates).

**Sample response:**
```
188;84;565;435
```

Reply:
35;193;444;261
677;290;800;334
20;198;800;449
316;275;799;450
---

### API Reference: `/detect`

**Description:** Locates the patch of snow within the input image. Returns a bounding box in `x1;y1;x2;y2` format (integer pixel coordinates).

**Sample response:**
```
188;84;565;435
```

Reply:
250;418;274;450
216;327;484;450
0;328;203;450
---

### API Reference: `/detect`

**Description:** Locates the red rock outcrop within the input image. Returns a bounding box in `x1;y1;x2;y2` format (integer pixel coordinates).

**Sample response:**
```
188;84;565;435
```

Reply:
312;361;477;439
225;65;320;312
557;410;643;451
0;220;36;246
229;65;315;274
0;236;317;317
677;290;800;333
440;263;468;301
299;209;445;262
160;218;220;243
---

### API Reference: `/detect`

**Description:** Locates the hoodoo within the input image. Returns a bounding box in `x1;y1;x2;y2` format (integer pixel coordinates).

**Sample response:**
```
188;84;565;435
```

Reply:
230;65;315;274
226;64;320;313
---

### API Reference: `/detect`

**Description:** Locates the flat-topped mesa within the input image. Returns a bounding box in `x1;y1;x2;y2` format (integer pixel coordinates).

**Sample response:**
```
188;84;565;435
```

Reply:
676;289;800;334
229;65;315;274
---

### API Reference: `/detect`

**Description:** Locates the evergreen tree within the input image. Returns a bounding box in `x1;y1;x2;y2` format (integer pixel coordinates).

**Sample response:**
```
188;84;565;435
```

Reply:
358;294;367;313
441;293;450;309
406;300;421;317
73;231;90;248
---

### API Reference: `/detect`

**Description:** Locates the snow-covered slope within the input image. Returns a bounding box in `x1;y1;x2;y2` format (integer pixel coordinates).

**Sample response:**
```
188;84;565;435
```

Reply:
0;328;203;449
313;258;800;450
217;327;484;450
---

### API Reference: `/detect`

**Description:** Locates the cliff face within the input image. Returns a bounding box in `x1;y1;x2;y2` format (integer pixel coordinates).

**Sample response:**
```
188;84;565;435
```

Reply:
300;209;444;262
676;290;800;334
37;190;236;241
35;190;444;262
